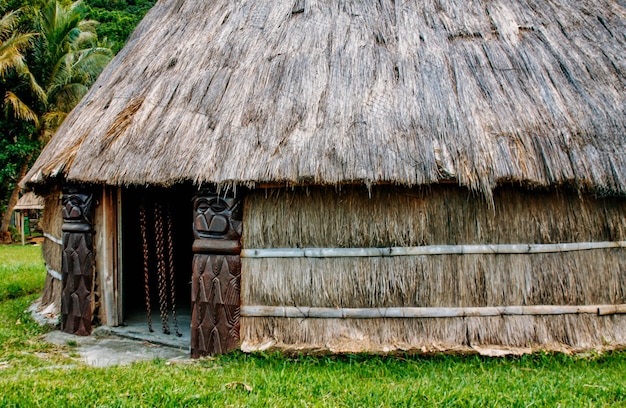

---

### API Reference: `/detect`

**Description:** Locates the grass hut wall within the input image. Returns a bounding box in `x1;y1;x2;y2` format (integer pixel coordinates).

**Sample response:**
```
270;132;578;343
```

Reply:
22;0;626;356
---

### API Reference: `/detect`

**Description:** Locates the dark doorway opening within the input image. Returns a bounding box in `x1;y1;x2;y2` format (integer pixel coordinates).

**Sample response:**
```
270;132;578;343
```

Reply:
120;186;194;346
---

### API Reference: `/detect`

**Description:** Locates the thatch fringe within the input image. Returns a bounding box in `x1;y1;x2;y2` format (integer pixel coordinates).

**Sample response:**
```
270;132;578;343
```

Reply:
23;0;626;196
241;251;626;309
243;185;626;249
241;315;626;354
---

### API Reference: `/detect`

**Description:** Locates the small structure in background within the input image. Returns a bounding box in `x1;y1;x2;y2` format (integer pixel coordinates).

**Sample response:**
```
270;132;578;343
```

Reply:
13;192;44;245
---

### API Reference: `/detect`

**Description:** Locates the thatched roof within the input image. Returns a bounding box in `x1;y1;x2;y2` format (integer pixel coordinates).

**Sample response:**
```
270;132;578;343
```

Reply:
23;0;626;196
14;192;44;210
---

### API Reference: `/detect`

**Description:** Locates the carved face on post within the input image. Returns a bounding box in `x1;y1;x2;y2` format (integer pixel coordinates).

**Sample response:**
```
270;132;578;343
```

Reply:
62;189;94;227
193;194;242;241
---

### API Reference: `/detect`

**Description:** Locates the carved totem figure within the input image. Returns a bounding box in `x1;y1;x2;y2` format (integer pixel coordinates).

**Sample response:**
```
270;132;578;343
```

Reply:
61;188;95;335
191;190;243;357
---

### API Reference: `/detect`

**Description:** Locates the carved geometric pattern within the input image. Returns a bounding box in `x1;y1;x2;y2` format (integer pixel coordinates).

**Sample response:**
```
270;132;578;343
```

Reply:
191;254;241;357
191;190;243;358
61;189;95;336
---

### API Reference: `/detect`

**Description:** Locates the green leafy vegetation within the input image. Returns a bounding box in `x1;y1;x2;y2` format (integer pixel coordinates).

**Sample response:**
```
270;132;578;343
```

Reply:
0;244;625;407
83;0;156;53
0;0;115;242
0;0;154;240
0;0;156;52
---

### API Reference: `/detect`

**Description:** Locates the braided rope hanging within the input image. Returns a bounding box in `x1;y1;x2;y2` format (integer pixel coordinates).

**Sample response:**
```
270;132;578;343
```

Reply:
138;196;183;336
139;199;154;332
166;202;182;337
154;201;171;335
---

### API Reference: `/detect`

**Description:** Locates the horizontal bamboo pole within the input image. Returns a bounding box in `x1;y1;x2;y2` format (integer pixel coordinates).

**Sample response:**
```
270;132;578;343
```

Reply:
241;241;626;258
241;305;626;319
44;233;63;246
255;179;458;189
46;265;62;281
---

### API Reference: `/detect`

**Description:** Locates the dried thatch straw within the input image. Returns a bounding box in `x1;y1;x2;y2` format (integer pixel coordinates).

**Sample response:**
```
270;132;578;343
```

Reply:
240;185;626;352
241;315;626;353
242;251;626;308
243;185;626;248
14;192;44;210
38;189;63;313
22;0;626;197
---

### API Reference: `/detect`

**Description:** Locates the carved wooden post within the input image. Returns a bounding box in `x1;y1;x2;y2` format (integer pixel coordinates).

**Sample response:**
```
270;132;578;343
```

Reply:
61;187;95;335
191;190;243;357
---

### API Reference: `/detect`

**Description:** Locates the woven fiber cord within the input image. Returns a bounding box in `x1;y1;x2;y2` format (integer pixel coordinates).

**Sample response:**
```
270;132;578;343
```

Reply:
139;199;154;332
154;201;170;334
166;202;182;336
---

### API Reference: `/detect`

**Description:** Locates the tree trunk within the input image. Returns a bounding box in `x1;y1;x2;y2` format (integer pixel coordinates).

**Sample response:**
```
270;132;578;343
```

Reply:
0;155;33;243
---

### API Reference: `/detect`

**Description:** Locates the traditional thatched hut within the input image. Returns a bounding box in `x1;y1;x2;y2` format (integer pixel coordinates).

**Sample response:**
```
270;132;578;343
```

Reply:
13;192;44;245
23;0;626;356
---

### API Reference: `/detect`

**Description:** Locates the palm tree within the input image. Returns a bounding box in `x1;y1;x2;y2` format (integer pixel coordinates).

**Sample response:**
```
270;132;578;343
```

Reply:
0;8;40;242
0;10;29;76
32;0;112;141
0;8;41;123
0;0;112;241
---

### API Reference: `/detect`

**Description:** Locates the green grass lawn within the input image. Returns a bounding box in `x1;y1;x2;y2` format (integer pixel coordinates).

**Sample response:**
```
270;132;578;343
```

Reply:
0;245;46;302
0;244;625;407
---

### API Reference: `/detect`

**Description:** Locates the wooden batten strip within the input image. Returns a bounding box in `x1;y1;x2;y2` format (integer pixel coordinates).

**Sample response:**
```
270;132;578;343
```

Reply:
46;264;62;281
241;241;626;259
241;305;626;319
44;233;63;246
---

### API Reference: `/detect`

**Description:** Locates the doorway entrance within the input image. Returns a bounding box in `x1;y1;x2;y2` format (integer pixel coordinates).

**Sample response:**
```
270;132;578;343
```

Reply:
119;186;193;347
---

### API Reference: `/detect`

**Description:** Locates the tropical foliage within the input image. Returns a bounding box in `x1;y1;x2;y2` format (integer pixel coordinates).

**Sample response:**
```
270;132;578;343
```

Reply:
83;0;156;53
0;0;115;241
0;6;40;242
30;0;112;140
0;8;39;123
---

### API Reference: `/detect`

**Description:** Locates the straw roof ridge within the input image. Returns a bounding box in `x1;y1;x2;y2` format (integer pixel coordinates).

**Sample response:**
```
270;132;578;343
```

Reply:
23;0;626;196
14;192;45;210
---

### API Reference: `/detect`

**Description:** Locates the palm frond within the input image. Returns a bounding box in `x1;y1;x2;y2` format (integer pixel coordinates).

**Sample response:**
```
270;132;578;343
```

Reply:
42;110;67;140
0;34;37;72
0;45;26;77
0;31;36;52
49;82;88;112
77;18;98;35
0;10;22;41
73;30;97;49
25;69;47;104
72;47;111;82
0;20;36;78
4;91;39;125
46;51;73;92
